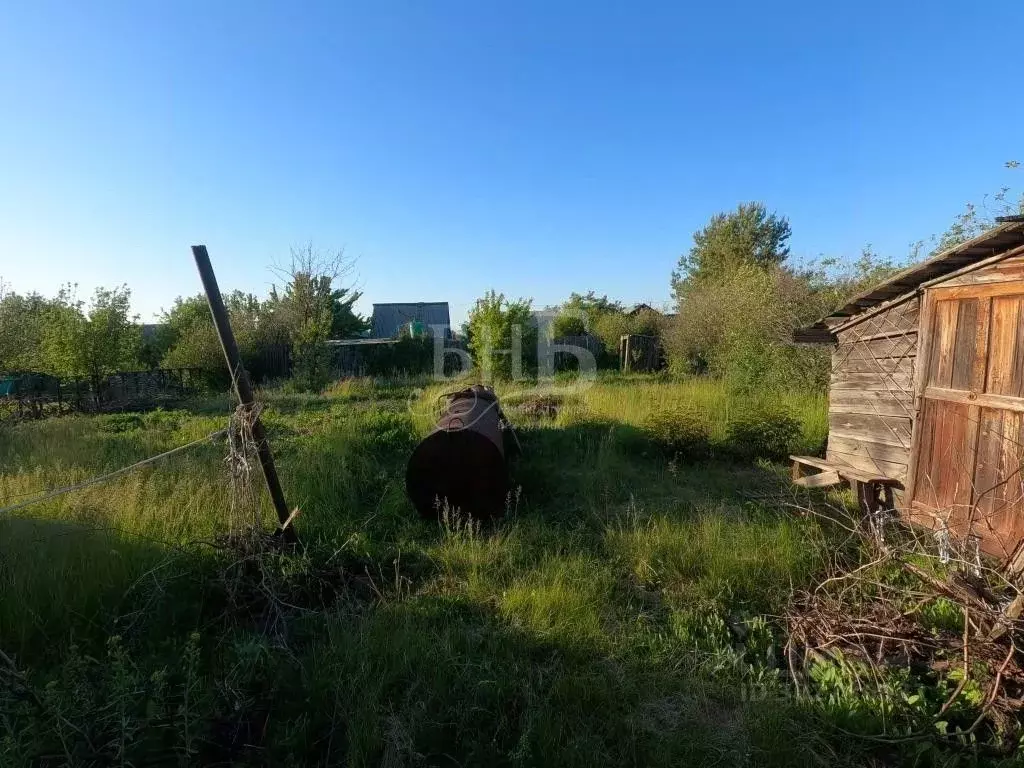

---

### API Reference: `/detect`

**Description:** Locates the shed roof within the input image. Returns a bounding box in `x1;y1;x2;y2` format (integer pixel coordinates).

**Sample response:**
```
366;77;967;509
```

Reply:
371;302;451;338
794;218;1024;343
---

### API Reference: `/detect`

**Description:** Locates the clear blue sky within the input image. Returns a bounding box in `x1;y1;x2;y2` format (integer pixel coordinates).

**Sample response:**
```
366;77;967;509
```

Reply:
1;1;1021;325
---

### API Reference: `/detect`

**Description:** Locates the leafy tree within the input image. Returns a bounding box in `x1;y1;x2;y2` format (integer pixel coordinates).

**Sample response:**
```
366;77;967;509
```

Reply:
551;291;624;337
159;292;283;386
266;245;367;391
467;290;535;380
0;283;51;372
671;202;791;301
591;307;665;356
39;285;140;378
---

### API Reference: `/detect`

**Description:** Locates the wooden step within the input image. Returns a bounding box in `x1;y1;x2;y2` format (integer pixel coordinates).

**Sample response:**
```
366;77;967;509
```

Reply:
793;470;842;488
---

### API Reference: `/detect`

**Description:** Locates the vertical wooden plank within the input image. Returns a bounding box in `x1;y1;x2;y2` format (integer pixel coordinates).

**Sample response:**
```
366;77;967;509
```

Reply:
905;292;936;506
972;407;1004;529
970;297;992;392
990;411;1024;558
928;300;959;388
986;295;1020;395
945;403;980;538
950;298;978;391
913;399;940;510
1012;296;1024;397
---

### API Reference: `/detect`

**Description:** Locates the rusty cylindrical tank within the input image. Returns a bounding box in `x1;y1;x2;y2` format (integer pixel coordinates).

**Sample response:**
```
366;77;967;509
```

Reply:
405;385;510;519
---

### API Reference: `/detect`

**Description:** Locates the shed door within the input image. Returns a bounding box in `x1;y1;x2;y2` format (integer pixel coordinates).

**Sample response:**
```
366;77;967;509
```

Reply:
909;284;1024;561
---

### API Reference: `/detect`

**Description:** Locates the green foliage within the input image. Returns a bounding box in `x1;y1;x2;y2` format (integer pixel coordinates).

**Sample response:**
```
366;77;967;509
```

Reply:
932;164;1022;253
362;410;418;453
0;284;51;372
357;336;449;376
266;245;368;391
1;633;207;766
725;404;802;460
644;406;711;459
467;290;536;380
159;293;281;387
1;376;1012;765
591;306;665;351
672;201;791;299
551;291;624;338
38;285;141;378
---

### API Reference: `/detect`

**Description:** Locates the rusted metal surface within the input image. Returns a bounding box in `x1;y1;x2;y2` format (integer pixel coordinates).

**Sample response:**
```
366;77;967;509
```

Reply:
405;385;511;519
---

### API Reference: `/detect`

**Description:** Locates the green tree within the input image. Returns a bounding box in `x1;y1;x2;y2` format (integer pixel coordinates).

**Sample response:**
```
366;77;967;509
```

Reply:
591;307;665;357
159;293;281;385
0;283;51;372
39;286;140;378
671;202;791;301
551;291;624;337
467;290;535;381
266;245;367;391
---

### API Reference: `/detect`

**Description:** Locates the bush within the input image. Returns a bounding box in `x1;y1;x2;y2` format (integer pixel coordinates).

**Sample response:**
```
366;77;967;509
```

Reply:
466;290;536;380
644;407;711;459
724;405;801;460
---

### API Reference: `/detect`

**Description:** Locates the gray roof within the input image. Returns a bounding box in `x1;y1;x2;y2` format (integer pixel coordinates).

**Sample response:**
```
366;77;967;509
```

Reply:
794;219;1024;343
371;302;451;338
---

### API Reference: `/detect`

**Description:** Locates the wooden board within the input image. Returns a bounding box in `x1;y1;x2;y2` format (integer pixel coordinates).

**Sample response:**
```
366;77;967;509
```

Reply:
826;435;911;466
940;252;1024;287
829;389;914;418
826;450;907;484
831;354;915;376
829;412;913;448
835;336;917;362
835;296;920;339
830;371;915;391
793;470;842;488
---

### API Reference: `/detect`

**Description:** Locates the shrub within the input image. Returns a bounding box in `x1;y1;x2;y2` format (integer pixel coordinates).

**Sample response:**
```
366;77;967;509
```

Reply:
644;407;711;459
724;405;801;460
466;290;536;380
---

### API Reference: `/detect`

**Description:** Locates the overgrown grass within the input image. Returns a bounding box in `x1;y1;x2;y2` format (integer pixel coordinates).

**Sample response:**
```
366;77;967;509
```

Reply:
0;373;967;766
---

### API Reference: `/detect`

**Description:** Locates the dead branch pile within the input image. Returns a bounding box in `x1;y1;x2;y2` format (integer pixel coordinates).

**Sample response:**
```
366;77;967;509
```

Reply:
785;500;1024;751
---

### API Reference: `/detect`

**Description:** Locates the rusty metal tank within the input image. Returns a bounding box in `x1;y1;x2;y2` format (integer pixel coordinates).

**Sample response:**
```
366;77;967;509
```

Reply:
406;385;510;519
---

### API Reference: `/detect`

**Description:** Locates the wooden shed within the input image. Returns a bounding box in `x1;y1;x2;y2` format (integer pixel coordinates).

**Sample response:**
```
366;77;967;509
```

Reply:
793;217;1024;568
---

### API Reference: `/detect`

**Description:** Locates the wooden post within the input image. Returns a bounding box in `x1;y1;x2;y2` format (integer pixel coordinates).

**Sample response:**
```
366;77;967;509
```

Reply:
191;245;298;543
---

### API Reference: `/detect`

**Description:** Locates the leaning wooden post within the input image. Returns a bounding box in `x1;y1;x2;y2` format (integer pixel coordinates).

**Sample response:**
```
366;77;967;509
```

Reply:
191;245;298;543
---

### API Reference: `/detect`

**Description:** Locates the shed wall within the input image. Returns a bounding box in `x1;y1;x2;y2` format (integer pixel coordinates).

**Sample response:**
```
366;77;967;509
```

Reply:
827;296;920;483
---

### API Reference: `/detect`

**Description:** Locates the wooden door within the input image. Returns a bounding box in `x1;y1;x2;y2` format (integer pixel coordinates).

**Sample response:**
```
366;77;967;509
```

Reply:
909;284;1024;562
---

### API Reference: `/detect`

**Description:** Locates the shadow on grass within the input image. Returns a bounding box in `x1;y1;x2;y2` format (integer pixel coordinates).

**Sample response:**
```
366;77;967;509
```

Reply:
511;419;788;527
0;519;846;768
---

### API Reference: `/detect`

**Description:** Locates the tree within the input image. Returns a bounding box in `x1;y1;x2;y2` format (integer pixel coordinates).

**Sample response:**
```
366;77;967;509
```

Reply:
591;307;665;356
551;291;624;337
0;282;50;372
671;202;791;301
467;290;535;381
266;245;367;391
37;285;141;378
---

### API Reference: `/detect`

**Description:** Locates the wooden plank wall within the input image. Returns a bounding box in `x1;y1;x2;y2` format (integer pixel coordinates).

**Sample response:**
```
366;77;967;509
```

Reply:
828;296;920;484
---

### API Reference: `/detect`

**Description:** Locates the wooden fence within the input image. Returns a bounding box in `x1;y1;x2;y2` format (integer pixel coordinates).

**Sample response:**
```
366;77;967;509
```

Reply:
620;334;663;372
0;368;205;419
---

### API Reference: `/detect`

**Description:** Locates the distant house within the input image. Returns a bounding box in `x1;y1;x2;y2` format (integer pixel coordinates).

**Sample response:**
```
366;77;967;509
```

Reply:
627;303;657;316
371;302;451;339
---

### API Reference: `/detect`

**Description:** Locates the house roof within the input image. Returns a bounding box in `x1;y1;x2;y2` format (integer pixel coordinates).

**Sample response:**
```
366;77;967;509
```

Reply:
794;218;1024;343
371;302;451;338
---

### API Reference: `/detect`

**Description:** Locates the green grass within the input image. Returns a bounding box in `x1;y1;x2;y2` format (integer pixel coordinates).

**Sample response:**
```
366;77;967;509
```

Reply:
0;373;973;766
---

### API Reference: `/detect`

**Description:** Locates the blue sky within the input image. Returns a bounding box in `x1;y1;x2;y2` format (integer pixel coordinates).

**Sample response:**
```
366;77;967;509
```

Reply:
1;1;1022;325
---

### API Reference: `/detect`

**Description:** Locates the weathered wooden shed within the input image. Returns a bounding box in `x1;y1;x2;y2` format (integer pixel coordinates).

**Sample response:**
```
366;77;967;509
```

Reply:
793;217;1024;568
